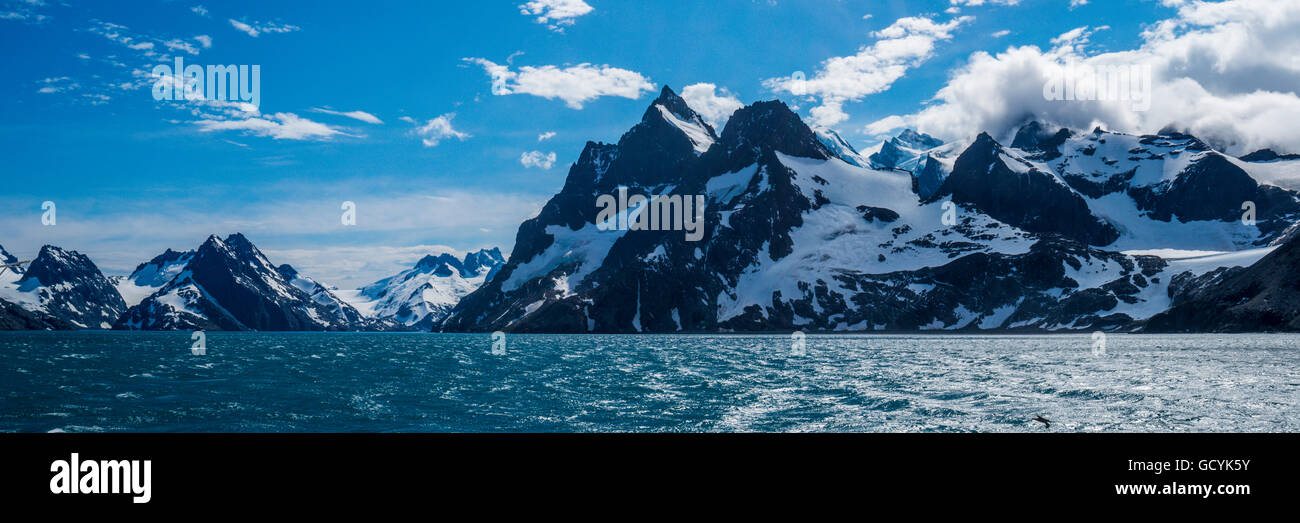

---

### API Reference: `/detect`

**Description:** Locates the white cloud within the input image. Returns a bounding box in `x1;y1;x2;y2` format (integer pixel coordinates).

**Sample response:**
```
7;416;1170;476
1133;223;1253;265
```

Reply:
194;34;212;48
190;5;209;17
896;0;1300;155
36;76;76;94
519;150;557;169
763;15;972;127
416;113;470;146
0;0;48;23
863;115;907;136
465;58;655;109
948;0;1022;6
518;0;593;32
193;112;343;140
991;30;1011;38
680;83;744;129
538;131;557;141
311;108;383;124
228;18;300;37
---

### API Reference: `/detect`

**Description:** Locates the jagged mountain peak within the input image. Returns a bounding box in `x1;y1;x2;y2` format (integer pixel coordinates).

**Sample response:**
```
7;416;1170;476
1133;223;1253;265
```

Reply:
894;128;944;150
812;126;869;167
414;253;463;277
115;233;377;331
869;128;946;170
345;246;506;329
131;248;189;275
645;85;701;124
5;244;126;329
461;247;505;275
713;99;831;163
21;245;100;285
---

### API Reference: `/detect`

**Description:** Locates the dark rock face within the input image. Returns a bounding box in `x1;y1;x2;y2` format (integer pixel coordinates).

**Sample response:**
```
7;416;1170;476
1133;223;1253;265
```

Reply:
1144;232;1300;332
115;233;377;331
0;298;74;330
733;237;1165;332
1128;153;1259;221
1010;121;1072;159
911;154;950;200
442;94;829;333
1240;149;1300;162
932;133;1120;246
442;86;725;333
1124;151;1300;239
857;206;900;223
15;246;126;329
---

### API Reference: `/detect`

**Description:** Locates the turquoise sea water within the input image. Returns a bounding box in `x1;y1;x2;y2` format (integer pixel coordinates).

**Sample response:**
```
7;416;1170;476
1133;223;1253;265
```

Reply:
1;332;1296;432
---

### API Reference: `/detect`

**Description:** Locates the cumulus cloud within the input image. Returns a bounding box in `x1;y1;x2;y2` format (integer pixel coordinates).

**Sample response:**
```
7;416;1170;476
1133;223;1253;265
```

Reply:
885;0;1300;154
415;113;470;146
229;18;300;37
518;0;593;32
538;131;556;141
311;108;383;124
465;58;654;109
520;150;558;169
764;15;971;127
680;83;744;129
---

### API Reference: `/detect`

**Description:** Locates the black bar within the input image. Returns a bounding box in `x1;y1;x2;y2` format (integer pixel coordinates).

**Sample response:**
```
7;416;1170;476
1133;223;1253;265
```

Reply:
1;434;1291;510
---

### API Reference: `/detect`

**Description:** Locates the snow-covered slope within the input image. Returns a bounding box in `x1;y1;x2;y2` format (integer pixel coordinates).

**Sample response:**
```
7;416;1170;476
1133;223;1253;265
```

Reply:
114;248;192;307
1231;150;1300;192
341;248;504;329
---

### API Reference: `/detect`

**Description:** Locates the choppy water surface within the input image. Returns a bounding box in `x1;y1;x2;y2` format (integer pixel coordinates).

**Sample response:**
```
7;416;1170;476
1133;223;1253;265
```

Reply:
1;332;1296;432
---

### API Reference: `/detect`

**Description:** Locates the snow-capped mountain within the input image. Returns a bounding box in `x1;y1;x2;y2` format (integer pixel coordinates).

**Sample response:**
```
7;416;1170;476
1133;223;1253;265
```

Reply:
866;129;962;199
114;248;193;307
868;128;944;171
340;248;504;329
114;233;380;331
0;244;126;329
813;127;870;168
439;86;1300;333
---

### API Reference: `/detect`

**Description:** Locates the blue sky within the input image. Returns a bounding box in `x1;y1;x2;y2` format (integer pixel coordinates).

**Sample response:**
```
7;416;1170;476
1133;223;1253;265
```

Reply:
1;0;1284;287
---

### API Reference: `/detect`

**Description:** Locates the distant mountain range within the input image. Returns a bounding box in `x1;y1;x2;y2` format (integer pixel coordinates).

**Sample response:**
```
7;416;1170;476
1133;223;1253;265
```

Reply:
5;86;1300;333
337;248;504;330
0;235;503;331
